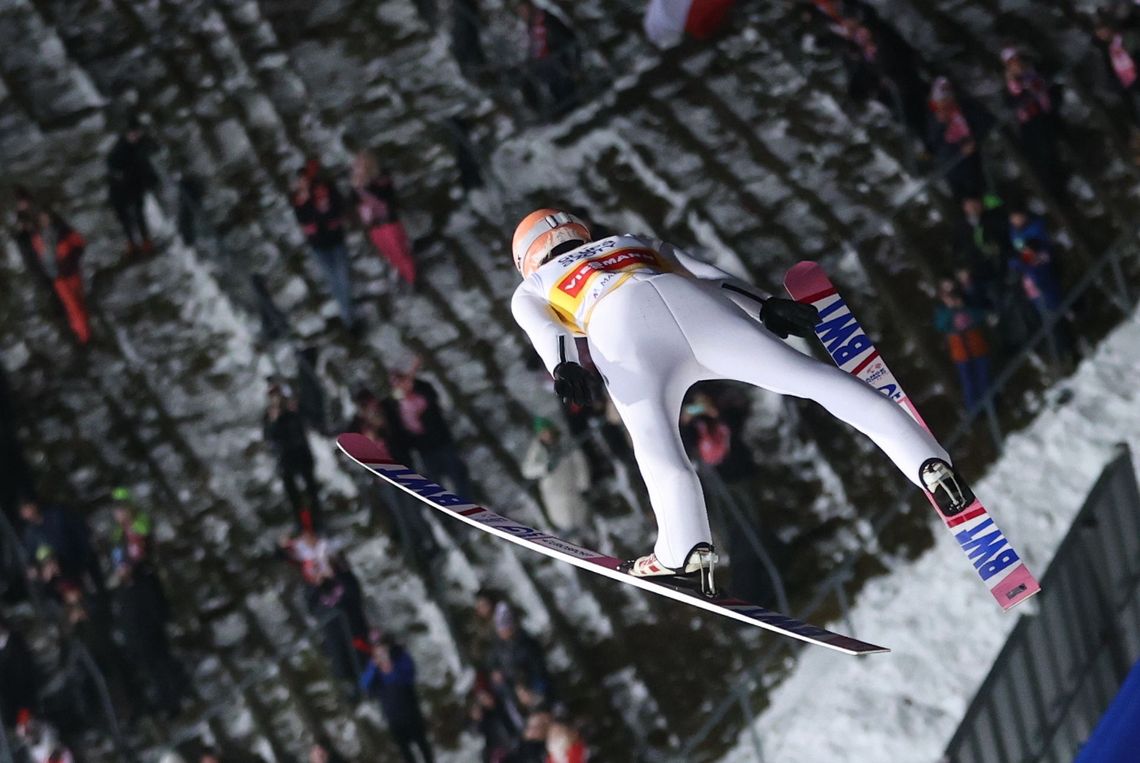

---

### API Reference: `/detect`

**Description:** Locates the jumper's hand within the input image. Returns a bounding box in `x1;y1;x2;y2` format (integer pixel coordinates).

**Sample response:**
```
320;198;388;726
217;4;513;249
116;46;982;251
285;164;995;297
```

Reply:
552;362;594;406
760;298;820;339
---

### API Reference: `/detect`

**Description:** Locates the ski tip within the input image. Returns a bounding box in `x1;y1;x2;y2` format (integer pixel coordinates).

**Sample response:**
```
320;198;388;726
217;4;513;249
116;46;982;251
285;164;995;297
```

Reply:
783;260;830;294
336;433;397;465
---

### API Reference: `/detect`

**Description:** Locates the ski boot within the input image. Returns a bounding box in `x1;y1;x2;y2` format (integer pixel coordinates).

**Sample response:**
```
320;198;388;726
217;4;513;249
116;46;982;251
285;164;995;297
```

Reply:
619;543;718;597
919;458;976;518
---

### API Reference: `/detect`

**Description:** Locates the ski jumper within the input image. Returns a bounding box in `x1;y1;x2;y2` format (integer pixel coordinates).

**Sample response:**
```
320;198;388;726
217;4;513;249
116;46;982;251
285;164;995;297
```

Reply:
512;235;950;569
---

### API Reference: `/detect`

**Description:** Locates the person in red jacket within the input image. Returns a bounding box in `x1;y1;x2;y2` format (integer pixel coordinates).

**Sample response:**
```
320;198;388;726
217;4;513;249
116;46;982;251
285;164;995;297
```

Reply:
12;193;91;345
351;150;416;289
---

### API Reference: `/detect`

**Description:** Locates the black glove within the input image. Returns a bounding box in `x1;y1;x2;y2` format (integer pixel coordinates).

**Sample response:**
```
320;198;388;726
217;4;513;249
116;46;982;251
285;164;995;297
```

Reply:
760;297;820;339
552;362;594;406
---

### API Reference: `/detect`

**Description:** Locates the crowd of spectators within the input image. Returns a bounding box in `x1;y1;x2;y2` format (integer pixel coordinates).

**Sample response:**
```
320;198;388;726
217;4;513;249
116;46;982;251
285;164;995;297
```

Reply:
465;591;588;762
807;0;1113;413
0;377;187;761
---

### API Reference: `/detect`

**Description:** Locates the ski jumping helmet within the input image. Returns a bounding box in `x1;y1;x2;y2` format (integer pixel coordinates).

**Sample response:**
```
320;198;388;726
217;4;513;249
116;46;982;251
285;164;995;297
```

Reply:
512;209;591;277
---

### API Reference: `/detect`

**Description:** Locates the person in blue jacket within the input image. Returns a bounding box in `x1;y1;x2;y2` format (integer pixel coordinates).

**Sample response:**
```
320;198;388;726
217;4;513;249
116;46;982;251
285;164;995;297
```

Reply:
360;634;434;763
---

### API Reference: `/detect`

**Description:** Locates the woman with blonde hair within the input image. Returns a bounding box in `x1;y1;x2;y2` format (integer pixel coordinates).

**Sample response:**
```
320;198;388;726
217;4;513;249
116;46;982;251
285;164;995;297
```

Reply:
351;150;417;288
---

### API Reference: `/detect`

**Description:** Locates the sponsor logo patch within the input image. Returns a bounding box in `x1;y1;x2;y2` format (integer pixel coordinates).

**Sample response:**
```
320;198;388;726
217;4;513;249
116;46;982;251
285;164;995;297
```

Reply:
557;248;659;298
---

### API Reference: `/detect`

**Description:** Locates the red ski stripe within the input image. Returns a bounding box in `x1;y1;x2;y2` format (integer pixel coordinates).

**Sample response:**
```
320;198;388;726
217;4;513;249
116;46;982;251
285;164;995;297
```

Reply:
945;505;986;528
458;507;484;517
798;286;837;304
851;349;880;376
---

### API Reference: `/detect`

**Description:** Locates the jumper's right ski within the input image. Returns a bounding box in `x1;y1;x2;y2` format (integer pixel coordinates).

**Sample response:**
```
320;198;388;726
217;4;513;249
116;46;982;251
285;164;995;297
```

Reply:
785;261;1040;611
337;433;888;655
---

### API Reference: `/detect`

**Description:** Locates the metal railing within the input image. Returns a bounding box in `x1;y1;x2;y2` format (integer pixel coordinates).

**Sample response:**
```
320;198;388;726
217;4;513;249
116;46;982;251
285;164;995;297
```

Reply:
675;220;1140;761
942;444;1140;763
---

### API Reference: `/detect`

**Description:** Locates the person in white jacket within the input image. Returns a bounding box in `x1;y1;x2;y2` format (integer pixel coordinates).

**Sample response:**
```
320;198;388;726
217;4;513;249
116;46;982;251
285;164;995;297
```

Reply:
521;417;591;535
509;208;967;594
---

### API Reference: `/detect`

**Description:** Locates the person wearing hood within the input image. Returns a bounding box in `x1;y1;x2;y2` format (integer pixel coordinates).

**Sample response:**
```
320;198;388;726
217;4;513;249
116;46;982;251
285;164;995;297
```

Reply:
521;417;591;537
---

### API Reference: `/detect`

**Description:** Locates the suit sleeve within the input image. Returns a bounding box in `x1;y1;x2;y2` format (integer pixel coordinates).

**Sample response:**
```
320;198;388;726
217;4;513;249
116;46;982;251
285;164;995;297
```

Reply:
511;280;580;375
655;239;772;311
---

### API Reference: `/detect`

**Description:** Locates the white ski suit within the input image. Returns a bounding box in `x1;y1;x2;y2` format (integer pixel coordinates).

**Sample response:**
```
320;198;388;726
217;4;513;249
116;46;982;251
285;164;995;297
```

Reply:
512;234;949;569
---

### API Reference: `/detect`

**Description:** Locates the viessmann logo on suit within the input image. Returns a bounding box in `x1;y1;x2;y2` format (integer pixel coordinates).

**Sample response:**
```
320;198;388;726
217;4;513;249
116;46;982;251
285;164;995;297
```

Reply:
557;248;660;297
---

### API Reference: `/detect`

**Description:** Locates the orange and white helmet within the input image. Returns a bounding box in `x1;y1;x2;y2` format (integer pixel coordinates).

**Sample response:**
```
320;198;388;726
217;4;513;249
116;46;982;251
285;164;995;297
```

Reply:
512;208;591;277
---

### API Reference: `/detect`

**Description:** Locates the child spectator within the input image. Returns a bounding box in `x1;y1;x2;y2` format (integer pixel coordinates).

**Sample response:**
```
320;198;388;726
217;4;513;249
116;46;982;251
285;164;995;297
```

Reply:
360;634;435;763
1002;47;1066;199
264;380;322;530
291;164;356;330
934;278;992;413
521;418;591;538
386;364;474;498
351;151;417;290
927;77;992;202
106;115;159;256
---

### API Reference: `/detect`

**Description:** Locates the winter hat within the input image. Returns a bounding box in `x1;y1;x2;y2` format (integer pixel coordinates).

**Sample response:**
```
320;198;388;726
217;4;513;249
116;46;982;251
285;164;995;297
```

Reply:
1000;46;1020;64
493;601;516;631
533;416;555;433
111;486;132;503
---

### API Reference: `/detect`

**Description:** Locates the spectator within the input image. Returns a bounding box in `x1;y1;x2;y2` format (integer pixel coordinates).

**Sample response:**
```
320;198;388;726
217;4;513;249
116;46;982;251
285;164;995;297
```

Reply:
291;165;356;330
351;151;417;290
934;278;992;412
1002;47;1066;199
956;195;1013;279
347;387;439;565
264;380;322;531
360;634;435;763
1009;237;1073;360
507;710;552;763
487;603;551;716
679;390;755;486
927;77;992;202
516;1;578;117
19;499;103;594
108;487;156;582
838;6;930;144
520;418;590;538
469;680;520;763
644;0;735;47
279;528;370;690
0;616;40;726
106;114;159;256
387;365;475;498
1008;205;1051;252
12;196;91;345
546;720;588;763
1093;9;1140;127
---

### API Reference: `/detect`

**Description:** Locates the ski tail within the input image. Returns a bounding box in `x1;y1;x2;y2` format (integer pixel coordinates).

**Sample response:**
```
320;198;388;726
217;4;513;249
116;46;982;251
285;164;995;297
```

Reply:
336;432;888;655
784;261;1041;611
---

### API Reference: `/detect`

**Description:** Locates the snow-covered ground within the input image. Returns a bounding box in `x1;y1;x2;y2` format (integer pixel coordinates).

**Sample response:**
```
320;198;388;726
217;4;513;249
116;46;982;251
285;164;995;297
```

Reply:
720;305;1140;763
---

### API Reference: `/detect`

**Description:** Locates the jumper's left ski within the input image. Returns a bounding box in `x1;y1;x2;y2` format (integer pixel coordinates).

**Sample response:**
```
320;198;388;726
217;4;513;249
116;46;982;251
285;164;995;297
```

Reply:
337;433;888;655
784;260;1040;611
